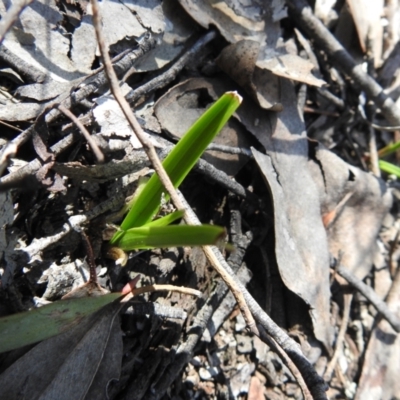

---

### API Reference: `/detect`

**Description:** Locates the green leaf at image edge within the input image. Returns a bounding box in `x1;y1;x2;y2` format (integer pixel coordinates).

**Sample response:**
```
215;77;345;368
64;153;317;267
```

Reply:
379;159;400;178
0;293;122;354
111;91;242;237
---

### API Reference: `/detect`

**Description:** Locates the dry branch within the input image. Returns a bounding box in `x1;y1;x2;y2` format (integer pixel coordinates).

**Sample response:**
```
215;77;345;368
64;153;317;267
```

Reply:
287;0;400;125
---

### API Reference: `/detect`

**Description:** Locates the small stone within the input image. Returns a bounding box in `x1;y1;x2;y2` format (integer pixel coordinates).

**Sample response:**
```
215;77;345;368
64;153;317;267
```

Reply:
235;313;246;332
199;367;218;381
190;356;202;367
199;367;212;381
236;333;253;354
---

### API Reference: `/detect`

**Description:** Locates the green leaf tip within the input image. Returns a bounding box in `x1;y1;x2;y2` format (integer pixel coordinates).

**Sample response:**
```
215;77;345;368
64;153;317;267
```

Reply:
379;159;400;178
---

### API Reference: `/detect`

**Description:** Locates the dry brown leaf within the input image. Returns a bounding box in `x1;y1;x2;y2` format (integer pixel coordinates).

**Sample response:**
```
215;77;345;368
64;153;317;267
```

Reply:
1;0;85;81
154;77;252;175
0;103;45;121
15;81;76;102
308;145;392;279
177;0;283;44
355;275;400;400
257;53;326;87
216;40;282;111
132;0;194;72
179;0;323;112
0;302;123;400
347;0;384;67
251;79;332;349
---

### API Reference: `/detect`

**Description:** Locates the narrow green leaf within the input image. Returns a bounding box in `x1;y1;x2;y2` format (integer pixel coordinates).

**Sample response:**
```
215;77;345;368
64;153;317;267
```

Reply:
111;91;242;237
143;210;184;228
0;293;122;353
115;224;225;251
379;159;400;178
378;140;400;158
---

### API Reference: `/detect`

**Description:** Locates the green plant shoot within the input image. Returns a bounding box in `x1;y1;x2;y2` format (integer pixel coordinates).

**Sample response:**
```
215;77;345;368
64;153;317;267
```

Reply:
110;91;242;250
379;159;400;178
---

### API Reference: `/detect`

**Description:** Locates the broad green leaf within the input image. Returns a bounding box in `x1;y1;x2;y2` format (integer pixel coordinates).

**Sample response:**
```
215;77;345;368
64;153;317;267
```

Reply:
379;159;400;178
114;224;225;251
111;91;242;237
0;293;122;353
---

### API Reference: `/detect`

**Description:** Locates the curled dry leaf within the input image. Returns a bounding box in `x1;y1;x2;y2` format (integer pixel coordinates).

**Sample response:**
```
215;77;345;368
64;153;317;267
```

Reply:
0;103;45;122
216;40;281;111
217;40;325;112
181;0;323;113
154;77;252;175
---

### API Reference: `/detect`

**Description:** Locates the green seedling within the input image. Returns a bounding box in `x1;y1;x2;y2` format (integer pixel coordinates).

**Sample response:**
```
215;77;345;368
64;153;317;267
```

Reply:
374;139;400;178
378;140;400;159
379;159;400;178
110;91;242;250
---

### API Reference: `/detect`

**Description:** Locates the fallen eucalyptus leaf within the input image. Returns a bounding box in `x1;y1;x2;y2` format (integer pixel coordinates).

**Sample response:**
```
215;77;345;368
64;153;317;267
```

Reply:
177;0;283;44
216;39;282;110
0;302;123;400
154;78;251;174
252;79;332;349
309;144;392;279
0;293;121;353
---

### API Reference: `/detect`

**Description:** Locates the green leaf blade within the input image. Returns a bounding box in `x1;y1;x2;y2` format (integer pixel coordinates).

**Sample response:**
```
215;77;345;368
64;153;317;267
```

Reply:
379;159;400;177
115;224;225;251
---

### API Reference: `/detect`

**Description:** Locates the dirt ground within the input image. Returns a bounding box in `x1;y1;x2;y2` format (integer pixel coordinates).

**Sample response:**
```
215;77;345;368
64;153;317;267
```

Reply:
1;1;400;399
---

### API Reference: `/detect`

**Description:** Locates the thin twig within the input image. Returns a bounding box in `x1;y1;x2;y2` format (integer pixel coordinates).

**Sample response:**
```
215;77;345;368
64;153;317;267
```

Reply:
0;44;47;83
178;191;328;400
177;192;259;335
6;36;156;152
287;0;400;126
206;143;253;157
258;327;313;400
0;0;33;45
57;104;104;163
126;30;217;104
80;230;98;284
90;0;260;342
336;265;400;332
0;141;17;176
130;284;201;298
0;132;79;190
368;125;380;177
0;119;22;132
324;293;353;381
90;0;184;213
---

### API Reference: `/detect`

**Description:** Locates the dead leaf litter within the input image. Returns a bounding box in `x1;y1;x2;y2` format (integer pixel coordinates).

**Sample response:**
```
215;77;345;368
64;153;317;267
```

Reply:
1;0;400;399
